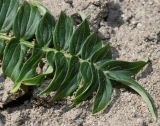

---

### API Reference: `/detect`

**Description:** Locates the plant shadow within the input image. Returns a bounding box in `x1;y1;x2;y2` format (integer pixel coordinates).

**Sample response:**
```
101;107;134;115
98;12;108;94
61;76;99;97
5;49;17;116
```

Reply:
137;61;153;80
0;113;6;125
103;1;124;28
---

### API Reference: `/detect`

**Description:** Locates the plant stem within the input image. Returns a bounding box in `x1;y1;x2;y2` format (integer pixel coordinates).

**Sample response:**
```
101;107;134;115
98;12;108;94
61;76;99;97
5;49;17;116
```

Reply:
0;34;35;48
0;34;100;71
0;34;11;41
20;39;34;48
0;34;85;62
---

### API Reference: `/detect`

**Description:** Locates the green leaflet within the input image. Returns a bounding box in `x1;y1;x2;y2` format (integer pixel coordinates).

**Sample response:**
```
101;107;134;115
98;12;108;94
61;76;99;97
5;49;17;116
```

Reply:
81;32;102;60
53;11;73;50
2;38;27;81
11;47;44;92
106;71;157;121
40;52;68;94
13;1;41;40
72;62;98;106
69;19;90;55
22;65;53;86
23;52;55;86
92;70;112;114
23;10;56;85
100;60;147;76
46;51;55;69
53;56;80;100
32;1;51;15
0;39;5;57
36;12;56;47
91;44;112;63
0;0;19;32
22;74;46;86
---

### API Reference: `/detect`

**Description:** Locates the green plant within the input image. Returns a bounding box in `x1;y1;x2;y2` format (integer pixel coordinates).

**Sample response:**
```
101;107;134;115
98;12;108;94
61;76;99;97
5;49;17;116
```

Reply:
0;0;157;121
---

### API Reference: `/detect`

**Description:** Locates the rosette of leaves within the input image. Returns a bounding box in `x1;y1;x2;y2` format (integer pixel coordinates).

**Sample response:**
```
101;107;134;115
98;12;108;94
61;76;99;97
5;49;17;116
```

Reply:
0;0;157;121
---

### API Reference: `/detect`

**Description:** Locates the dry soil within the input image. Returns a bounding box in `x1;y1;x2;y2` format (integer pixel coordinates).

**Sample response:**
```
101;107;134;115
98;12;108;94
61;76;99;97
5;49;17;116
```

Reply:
1;0;160;126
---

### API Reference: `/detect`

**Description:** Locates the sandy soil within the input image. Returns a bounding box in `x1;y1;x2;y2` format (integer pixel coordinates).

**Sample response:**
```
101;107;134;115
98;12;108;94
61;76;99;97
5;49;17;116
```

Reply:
1;0;160;126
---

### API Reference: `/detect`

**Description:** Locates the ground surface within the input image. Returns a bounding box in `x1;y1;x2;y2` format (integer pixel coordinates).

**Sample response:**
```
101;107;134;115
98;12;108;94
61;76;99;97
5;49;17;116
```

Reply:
1;0;160;126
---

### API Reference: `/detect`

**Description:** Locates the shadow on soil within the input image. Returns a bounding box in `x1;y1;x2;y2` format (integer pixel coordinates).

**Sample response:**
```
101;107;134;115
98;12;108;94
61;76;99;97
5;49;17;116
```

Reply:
137;61;153;80
104;1;124;28
0;113;6;125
